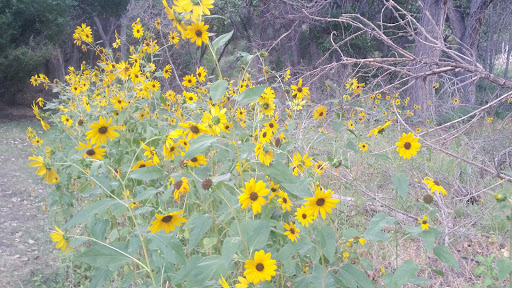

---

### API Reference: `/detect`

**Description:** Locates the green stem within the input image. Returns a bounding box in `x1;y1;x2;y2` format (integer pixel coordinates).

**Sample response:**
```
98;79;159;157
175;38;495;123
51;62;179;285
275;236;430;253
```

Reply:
509;204;512;288
128;207;157;287
207;41;222;79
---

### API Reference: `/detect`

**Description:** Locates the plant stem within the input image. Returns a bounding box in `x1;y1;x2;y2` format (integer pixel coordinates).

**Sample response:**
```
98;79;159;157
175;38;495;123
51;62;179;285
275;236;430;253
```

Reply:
509;205;512;288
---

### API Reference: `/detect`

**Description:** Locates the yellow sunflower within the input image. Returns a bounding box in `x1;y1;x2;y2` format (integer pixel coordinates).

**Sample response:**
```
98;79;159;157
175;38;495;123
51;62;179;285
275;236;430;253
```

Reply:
133;23;144;39
196;66;207;82
284;222;300;242
254;143;273;166
291;78;310;101
186;154;208;167
238;178;270;214
85;116;120;145
422;177;447;196
185;21;209;46
182;74;197;87
396;132;421;159
75;142;107;160
304;187;340;220
277;191;292;212
295;205;314;227
179;121;207;140
174;177;190;201
359;142;368;152
418;215;430;230
131;159;154;170
313;105;327;120
28;155;59;184
50;226;73;254
290;152;313;176
148;211;187;234
163;141;181;160
243;250;277;284
202;105;228;136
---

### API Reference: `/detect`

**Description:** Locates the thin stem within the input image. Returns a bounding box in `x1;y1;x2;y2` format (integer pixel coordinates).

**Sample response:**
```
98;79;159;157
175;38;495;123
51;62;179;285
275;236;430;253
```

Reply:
207;41;222;79
509;204;512;288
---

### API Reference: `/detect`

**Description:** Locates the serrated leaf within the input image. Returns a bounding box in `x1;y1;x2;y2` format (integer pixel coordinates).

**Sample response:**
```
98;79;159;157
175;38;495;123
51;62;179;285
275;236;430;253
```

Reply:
212;30;233;52
497;257;512;281
335;263;376;288
316;224;337;262
433;245;459;270
391;173;409;199
76;242;131;270
148;232;185;265
386;260;418;288
210;79;228;102
183;134;217;158
236;85;266;105
129;166;163;181
186;214;213;249
63;199;118;228
221;237;240;265
363;213;394;241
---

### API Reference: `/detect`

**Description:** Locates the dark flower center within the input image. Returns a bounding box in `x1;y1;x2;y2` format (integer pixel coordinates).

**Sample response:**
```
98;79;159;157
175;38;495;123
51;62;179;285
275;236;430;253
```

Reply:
297;87;303;93
197;72;202;78
118;100;122;104
422;220;427;224
319;112;324;117
195;30;202;37
212;116;221;125
86;149;95;156
190;125;200;134
162;215;173;223
302;213;307;219
263;103;269;110
404;142;411;150
271;187;277;192
99;126;108;134
433;180;440;186
290;228;295;234
191;157;198;162
250;192;258;201
269;123;274;128
175;180;183;191
256;263;264;272
316;198;325;206
262;132;267;139
282;197;288;203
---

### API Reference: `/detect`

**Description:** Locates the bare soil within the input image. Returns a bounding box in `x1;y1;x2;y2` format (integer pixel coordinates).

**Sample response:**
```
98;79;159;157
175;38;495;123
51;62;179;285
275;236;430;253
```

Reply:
0;103;59;287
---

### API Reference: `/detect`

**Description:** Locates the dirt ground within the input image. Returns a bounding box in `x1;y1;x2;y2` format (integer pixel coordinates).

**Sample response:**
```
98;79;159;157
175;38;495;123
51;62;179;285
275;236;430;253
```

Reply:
0;103;59;287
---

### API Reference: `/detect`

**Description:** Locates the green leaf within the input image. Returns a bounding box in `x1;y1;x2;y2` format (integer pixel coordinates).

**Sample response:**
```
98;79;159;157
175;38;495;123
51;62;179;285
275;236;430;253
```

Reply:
210;79;228;102
409;277;432;286
363;213;394;241
275;242;299;261
221;237;241;265
236;85;266;105
186;214;213;249
497;257;512;281
212;30;233;52
76;242;131;270
386;260;418;288
431;268;444;276
391;173;409;199
89;268;112;288
360;258;374;271
63;199;118;228
246;220;270;252
132;187;158;202
91;218;110;242
421;229;435;251
433;245;459;270
173;255;227;286
316;224;337;262
129;166;163;181
346;140;358;152
369;153;392;162
148;232;185;265
184;134;217;159
336;263;376;288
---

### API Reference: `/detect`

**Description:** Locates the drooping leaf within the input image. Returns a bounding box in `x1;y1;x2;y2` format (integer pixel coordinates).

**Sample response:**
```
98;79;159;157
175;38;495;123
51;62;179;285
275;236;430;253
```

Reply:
316;224;337;262
76;242;131;270
433;245;459;270
210;79;228;102
236;85;266;105
391;173;409;199
63;198;118;228
129;166;163;181
385;260;418;288
183;134;217;158
363;212;394;241
497;257;512;281
221;237;241;265
212;30;233;52
148;232;185;265
335;263;376;288
186;214;213;249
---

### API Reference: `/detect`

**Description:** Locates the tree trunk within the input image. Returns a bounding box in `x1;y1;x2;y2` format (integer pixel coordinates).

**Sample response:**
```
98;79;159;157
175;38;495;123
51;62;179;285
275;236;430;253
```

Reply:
504;28;512;80
449;0;495;103
406;0;447;119
93;16;110;50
